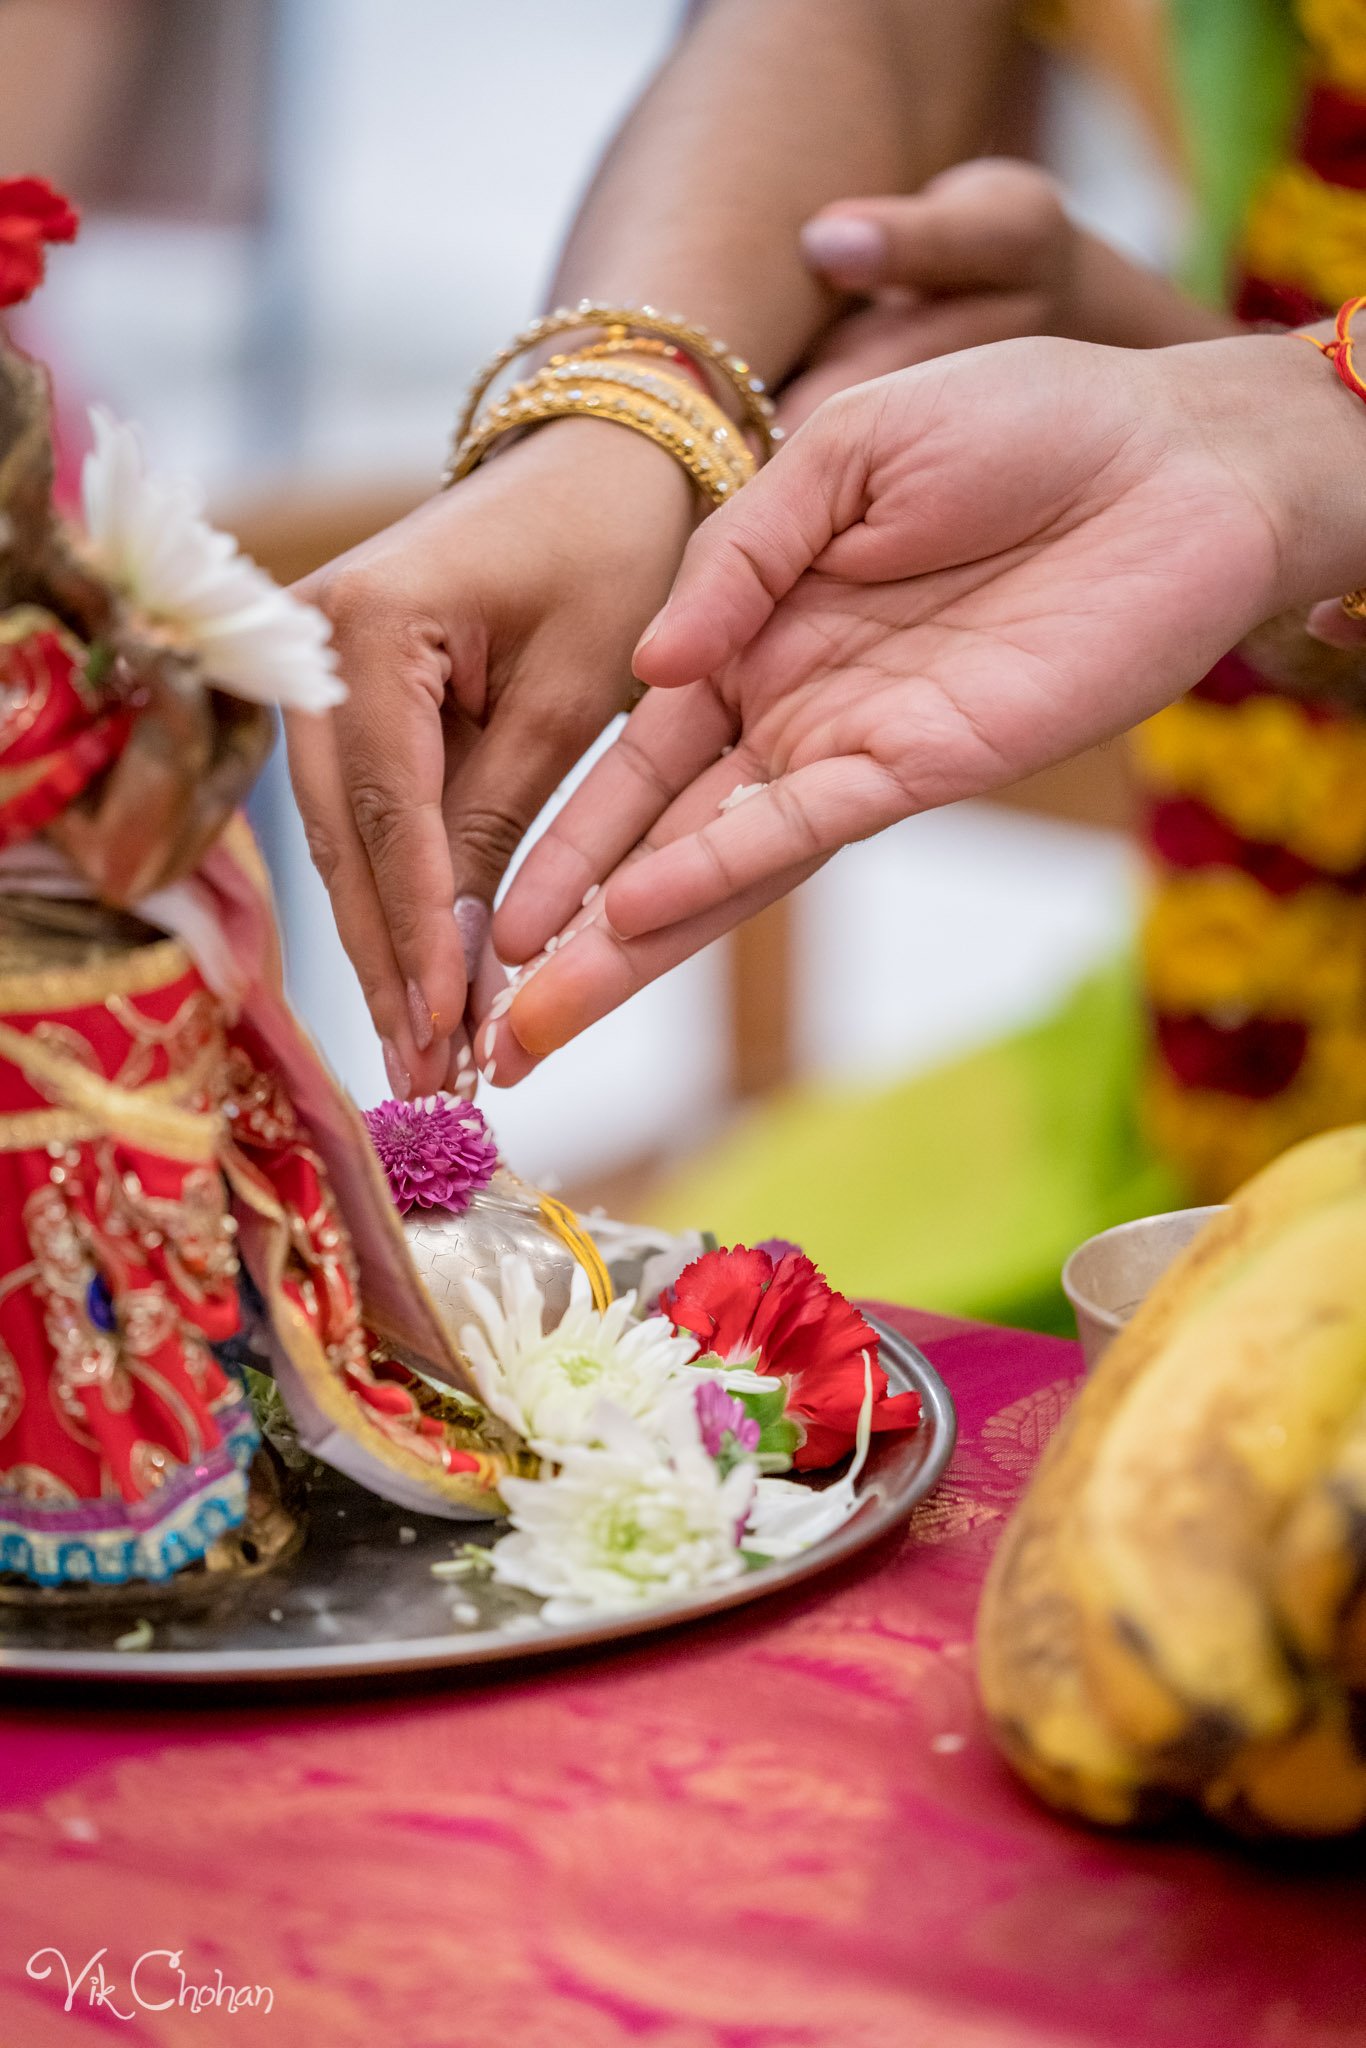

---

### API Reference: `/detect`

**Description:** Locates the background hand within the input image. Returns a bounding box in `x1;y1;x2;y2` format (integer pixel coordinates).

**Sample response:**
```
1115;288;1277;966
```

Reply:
285;420;692;1099
782;159;1234;430
485;332;1356;1074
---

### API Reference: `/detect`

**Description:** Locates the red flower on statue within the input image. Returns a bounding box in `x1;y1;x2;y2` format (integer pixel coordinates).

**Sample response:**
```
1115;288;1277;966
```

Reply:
664;1245;920;1470
0;177;79;310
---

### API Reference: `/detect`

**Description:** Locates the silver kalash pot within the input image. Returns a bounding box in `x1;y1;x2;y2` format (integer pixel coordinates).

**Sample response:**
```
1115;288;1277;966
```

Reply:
402;1168;615;1337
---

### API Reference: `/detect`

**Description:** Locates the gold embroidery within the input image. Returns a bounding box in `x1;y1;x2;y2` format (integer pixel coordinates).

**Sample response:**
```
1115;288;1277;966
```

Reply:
0;635;52;753
0;604;87;659
907;1475;1004;1547
980;1379;1078;1479
0;1107;163;1151
106;986;222;1096
223;1143;508;1513
19;1138;240;1480
23;1181;123;1440
224;1043;301;1150
116;1287;179;1360
129;1438;182;1493
96;1154;239;1307
0;1016;221;1162
0;753;66;809
0;1462;79;1506
0;934;191;1015
29;1017;104;1077
0;1341;23;1440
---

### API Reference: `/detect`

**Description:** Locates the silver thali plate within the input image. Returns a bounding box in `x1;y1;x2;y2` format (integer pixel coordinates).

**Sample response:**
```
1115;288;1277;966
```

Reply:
0;1318;954;1688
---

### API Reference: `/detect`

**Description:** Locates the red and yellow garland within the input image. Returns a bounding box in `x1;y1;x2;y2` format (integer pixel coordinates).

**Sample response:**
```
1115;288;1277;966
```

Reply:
1137;0;1366;1197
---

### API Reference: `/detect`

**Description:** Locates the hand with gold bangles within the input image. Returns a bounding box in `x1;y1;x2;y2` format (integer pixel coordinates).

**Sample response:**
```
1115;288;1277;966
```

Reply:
284;302;775;1104
280;0;1053;1099
477;326;1366;1079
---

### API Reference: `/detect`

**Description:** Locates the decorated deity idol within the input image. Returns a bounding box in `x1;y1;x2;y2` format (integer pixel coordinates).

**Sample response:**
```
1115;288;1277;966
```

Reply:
0;179;614;1599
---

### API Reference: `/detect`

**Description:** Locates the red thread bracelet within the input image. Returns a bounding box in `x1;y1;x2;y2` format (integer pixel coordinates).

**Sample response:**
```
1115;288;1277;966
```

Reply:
1304;294;1366;397
1303;297;1366;618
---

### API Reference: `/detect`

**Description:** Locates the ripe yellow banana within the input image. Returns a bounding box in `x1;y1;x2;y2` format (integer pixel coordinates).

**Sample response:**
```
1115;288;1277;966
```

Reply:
978;1122;1366;1827
1073;1190;1366;1759
1203;1682;1366;1838
1274;1387;1366;1685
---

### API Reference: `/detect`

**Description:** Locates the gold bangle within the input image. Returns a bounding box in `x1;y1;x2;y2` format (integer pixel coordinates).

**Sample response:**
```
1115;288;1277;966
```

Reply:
446;368;754;506
538;353;753;480
444;301;778;485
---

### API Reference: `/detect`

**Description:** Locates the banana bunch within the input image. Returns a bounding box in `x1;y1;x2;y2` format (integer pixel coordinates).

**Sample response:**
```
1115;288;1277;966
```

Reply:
976;1123;1366;1837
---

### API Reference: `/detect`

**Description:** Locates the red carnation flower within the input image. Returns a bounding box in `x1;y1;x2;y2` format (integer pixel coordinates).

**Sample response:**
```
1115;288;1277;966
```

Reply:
0;176;79;310
664;1245;920;1470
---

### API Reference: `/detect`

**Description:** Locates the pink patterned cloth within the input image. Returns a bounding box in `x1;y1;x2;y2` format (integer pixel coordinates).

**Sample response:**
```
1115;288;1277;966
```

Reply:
2;1306;1364;2045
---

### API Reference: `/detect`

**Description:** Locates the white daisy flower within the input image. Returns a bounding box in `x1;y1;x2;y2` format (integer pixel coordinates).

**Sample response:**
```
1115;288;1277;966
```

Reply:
490;1399;755;1625
457;1253;703;1456
80;406;344;714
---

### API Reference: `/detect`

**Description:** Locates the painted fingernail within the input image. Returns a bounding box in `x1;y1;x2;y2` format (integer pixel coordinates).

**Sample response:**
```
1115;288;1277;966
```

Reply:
799;215;886;280
406;979;434;1053
454;896;490;976
382;1038;412;1101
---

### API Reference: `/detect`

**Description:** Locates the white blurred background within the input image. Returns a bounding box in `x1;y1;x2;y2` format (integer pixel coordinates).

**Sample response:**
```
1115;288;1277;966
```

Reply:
10;0;1181;1194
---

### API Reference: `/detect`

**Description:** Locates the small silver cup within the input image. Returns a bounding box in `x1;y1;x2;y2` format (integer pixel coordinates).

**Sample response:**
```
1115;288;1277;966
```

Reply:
1062;1207;1225;1369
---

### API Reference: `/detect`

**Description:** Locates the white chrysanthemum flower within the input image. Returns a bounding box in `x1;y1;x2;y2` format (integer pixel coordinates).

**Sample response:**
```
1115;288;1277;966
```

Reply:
80;406;344;714
490;1399;755;1624
458;1253;702;1456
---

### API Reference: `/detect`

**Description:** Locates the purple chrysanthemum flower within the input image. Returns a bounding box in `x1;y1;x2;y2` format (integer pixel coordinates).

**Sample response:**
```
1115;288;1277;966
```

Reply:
695;1378;761;1461
755;1237;802;1265
364;1094;498;1216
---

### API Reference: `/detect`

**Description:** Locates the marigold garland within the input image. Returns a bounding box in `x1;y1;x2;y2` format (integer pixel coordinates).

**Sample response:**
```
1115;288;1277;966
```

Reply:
1300;0;1366;94
1241;162;1366;311
1142;871;1366;1021
1144;1037;1366;1201
1134;695;1366;874
1137;4;1366;1199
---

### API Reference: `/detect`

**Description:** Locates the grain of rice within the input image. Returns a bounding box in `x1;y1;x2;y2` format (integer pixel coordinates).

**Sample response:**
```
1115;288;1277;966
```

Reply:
718;780;767;812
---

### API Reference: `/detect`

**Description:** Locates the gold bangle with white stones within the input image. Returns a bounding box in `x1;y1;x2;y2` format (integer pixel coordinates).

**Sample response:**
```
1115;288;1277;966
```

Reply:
446;364;756;506
540;351;752;480
442;301;778;486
